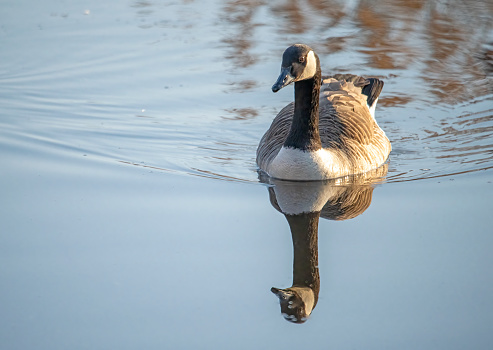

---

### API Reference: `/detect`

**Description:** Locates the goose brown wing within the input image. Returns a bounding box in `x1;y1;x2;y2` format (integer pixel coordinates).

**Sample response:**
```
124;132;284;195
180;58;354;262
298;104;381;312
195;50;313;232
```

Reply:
319;90;375;148
256;102;294;170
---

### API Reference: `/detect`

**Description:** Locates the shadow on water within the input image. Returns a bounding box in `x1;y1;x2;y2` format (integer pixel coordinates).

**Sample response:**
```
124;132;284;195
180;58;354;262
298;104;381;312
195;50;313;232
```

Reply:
261;165;388;323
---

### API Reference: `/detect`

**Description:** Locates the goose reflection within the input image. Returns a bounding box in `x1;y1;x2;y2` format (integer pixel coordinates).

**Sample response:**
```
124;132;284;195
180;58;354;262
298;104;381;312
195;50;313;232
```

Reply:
263;166;387;323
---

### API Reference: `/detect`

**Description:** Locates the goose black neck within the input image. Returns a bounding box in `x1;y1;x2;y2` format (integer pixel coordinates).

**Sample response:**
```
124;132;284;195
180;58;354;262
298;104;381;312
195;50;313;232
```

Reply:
285;211;321;306
283;70;322;151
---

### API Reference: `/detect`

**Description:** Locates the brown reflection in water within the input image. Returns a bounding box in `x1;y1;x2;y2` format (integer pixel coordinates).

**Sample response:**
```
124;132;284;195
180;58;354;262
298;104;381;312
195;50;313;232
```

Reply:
221;0;265;69
263;165;387;323
354;2;417;70
272;0;307;34
220;0;492;104
270;0;346;36
378;94;413;108
483;45;493;74
131;1;154;18
223;107;259;120
354;1;491;103
225;79;259;92
421;2;493;103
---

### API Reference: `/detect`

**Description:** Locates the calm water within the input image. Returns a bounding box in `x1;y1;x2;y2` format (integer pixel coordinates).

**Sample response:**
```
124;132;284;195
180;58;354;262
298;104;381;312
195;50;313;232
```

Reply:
1;0;493;349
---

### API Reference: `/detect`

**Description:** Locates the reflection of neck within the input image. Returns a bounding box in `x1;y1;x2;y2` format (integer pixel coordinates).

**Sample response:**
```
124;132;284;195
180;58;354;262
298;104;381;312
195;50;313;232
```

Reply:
285;211;321;306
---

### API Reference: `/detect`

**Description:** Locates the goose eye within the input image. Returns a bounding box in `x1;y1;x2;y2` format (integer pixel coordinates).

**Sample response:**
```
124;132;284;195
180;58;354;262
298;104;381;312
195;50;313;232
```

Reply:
299;56;305;63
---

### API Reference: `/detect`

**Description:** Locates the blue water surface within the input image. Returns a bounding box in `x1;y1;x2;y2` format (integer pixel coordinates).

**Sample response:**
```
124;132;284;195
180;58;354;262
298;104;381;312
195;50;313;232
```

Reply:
1;0;492;349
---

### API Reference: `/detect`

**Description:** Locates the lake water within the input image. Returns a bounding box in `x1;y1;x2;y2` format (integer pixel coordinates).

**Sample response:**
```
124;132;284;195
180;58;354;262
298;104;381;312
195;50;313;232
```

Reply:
1;0;492;349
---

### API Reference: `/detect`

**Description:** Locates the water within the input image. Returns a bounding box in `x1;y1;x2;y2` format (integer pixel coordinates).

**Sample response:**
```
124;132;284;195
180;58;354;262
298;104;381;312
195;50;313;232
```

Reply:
1;0;492;349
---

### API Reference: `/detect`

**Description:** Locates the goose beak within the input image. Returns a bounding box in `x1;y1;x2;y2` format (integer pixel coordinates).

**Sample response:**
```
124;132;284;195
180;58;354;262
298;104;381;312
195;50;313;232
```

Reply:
272;67;294;92
271;287;292;299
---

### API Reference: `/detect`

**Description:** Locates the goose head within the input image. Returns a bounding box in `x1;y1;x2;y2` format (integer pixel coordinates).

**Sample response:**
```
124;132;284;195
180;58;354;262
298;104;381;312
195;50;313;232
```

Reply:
272;44;320;92
271;286;315;323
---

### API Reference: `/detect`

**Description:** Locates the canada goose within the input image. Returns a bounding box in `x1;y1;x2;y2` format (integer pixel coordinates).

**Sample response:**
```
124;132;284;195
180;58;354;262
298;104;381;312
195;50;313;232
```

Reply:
257;44;391;180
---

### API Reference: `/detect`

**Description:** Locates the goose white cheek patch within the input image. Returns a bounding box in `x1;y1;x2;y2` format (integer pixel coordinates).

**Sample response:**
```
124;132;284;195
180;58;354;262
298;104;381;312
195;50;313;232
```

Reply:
298;50;317;81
